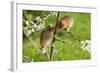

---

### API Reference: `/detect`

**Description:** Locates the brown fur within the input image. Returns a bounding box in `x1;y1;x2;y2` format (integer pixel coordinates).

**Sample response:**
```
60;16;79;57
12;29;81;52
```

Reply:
56;16;73;31
40;26;54;48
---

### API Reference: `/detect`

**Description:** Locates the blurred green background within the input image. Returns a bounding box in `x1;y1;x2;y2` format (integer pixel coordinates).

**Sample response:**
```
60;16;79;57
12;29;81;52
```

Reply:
22;10;91;62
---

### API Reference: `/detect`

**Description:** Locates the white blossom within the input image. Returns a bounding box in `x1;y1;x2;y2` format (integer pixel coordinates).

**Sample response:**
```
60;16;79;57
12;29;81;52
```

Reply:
31;28;35;32
26;30;32;35
50;12;57;16
25;20;30;25
32;23;37;28
23;12;57;35
80;40;91;53
30;21;35;25
43;12;57;20
35;16;42;22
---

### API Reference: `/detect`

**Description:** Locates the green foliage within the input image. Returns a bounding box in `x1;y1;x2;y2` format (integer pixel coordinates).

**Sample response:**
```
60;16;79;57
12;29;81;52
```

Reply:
23;10;91;62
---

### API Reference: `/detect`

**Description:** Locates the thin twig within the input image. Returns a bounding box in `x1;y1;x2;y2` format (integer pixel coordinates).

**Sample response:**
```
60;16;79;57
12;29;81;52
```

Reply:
55;38;75;46
46;52;50;61
50;12;60;61
67;31;81;42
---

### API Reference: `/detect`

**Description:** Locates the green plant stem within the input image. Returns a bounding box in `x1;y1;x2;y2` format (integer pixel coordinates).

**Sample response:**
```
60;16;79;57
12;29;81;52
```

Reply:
46;52;50;61
50;12;60;61
55;38;74;46
67;31;81;42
